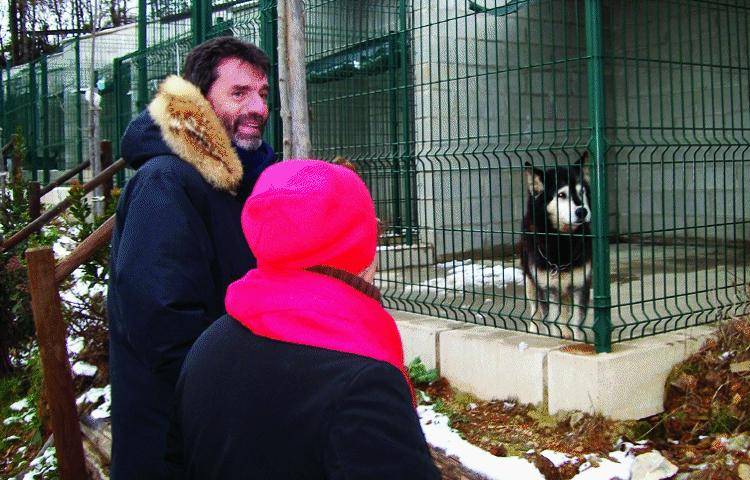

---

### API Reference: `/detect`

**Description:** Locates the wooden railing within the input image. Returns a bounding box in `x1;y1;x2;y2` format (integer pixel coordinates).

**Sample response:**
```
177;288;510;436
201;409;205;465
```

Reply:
1;142;124;253
5;142;125;480
1;139;14;157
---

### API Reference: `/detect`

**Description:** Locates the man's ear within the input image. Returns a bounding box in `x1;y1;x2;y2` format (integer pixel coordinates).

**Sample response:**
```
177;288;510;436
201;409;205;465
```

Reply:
524;161;544;197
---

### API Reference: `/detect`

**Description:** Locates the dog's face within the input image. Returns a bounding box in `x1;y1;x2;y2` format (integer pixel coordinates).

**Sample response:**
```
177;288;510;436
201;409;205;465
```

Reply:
524;154;592;232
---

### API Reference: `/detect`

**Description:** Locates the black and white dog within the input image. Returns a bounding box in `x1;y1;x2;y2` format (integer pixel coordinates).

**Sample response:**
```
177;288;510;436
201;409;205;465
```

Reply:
521;154;592;340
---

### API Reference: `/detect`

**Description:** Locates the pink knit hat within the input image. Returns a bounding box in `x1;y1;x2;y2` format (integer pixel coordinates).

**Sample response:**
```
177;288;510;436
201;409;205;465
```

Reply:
241;159;377;275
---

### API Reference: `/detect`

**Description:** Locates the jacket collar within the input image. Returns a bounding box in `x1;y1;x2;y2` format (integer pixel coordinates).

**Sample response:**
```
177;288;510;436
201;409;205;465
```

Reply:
225;268;415;404
148;75;243;194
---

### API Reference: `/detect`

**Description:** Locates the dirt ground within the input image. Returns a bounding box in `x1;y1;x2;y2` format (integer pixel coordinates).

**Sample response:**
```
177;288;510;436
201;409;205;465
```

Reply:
418;316;750;480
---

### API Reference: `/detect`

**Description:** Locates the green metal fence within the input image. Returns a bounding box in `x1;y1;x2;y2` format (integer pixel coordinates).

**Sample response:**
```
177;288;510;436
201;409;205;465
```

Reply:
2;0;748;351
1;30;137;177
301;0;750;351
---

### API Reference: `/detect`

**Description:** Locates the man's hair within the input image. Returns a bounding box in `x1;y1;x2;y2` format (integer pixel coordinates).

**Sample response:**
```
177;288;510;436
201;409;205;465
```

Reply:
183;36;271;96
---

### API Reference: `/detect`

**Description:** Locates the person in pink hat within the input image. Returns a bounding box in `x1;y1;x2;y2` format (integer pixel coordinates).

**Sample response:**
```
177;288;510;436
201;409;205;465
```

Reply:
167;160;439;479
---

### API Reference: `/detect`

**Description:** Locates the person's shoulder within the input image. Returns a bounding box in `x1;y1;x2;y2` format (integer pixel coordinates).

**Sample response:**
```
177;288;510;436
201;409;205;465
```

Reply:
344;359;413;404
184;316;251;364
128;153;210;195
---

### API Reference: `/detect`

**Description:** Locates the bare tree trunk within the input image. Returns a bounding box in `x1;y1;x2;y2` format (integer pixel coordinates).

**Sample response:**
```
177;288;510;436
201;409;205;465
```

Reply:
277;0;311;160
88;0;103;216
286;0;310;159
277;0;291;160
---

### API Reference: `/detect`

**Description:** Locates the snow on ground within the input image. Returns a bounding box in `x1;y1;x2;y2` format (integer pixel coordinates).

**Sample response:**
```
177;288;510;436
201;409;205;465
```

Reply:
400;260;525;294
3;398;36;426
77;385;111;420
72;361;98;377
418;405;545;480
22;446;57;480
9;398;30;412
418;404;642;480
427;261;525;291
570;450;633;480
541;449;577;468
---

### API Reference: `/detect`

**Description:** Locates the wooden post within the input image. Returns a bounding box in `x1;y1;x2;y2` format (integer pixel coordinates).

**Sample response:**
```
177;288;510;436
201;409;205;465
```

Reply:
25;247;89;480
1;158;126;253
11;134;23;184
28;181;41;221
100;141;113;204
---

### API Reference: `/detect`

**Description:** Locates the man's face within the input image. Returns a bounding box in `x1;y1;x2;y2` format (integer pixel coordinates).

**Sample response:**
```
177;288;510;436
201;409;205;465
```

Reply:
206;57;269;151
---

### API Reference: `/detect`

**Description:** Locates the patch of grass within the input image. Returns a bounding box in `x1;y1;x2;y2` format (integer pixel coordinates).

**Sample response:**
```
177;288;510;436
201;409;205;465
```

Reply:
0;373;25;409
0;352;46;477
407;357;438;386
706;405;741;435
527;406;560;430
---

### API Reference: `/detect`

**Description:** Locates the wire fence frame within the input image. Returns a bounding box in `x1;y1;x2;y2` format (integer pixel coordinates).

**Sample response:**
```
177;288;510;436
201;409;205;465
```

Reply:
2;0;748;351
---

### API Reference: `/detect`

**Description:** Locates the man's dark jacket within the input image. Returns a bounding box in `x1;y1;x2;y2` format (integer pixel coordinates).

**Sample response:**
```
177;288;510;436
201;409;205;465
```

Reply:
169;314;441;479
107;75;275;479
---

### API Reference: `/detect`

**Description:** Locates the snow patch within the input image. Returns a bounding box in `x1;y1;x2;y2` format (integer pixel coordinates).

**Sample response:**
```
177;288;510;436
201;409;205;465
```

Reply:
569;446;636;480
67;336;85;356
22;446;57;480
541;450;575;467
405;263;525;293
72;361;98;377
77;385;111;419
418;405;544;480
10;398;29;412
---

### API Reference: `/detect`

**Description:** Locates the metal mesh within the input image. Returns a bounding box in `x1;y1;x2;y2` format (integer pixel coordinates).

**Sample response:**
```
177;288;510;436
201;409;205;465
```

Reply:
2;0;748;348
301;0;750;347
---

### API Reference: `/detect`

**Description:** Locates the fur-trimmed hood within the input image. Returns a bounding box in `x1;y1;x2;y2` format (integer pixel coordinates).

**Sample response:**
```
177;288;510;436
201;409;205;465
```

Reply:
121;76;244;194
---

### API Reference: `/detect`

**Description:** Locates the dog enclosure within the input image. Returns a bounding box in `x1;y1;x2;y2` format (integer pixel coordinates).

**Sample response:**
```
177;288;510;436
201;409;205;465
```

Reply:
2;0;749;351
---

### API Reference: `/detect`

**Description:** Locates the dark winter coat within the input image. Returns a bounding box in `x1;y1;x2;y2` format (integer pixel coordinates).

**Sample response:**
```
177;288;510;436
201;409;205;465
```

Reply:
107;75;276;480
169;312;440;480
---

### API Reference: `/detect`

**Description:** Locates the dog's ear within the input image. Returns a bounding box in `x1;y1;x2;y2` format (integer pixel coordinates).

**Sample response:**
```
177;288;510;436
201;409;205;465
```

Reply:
524;161;544;197
576;151;591;183
576;151;589;165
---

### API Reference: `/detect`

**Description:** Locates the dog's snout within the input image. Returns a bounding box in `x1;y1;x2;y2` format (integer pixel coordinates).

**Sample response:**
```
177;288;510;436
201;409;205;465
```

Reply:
575;207;588;219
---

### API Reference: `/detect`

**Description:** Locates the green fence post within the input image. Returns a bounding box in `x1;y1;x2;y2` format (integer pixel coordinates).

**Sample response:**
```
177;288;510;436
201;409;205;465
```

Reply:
0;62;5;147
399;0;413;244
192;0;211;46
585;0;611;353
40;55;50;183
75;37;84;179
29;60;38;181
260;0;281;155
137;0;148;111
388;33;402;231
3;62;10;150
113;57;125;186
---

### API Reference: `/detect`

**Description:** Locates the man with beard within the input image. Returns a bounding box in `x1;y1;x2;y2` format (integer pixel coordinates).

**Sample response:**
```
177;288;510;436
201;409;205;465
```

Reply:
107;37;276;479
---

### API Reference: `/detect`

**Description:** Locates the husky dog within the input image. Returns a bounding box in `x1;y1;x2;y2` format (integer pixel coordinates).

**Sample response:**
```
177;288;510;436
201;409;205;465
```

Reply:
521;154;592;340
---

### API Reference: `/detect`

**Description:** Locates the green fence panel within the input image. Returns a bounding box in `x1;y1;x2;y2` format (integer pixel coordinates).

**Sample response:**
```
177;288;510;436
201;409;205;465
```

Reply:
300;0;750;345
603;0;750;342
3;0;748;346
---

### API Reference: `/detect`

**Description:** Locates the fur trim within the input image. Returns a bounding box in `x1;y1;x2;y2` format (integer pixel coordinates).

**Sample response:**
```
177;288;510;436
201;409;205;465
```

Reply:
149;75;242;194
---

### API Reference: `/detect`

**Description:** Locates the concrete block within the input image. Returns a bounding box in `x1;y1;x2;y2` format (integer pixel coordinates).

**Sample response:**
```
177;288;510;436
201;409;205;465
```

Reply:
391;311;469;372
439;327;560;405
548;341;685;420
377;243;435;271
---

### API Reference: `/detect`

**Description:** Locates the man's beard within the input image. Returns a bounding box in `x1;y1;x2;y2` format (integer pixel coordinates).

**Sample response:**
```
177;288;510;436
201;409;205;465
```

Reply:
226;113;266;151
234;135;263;151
